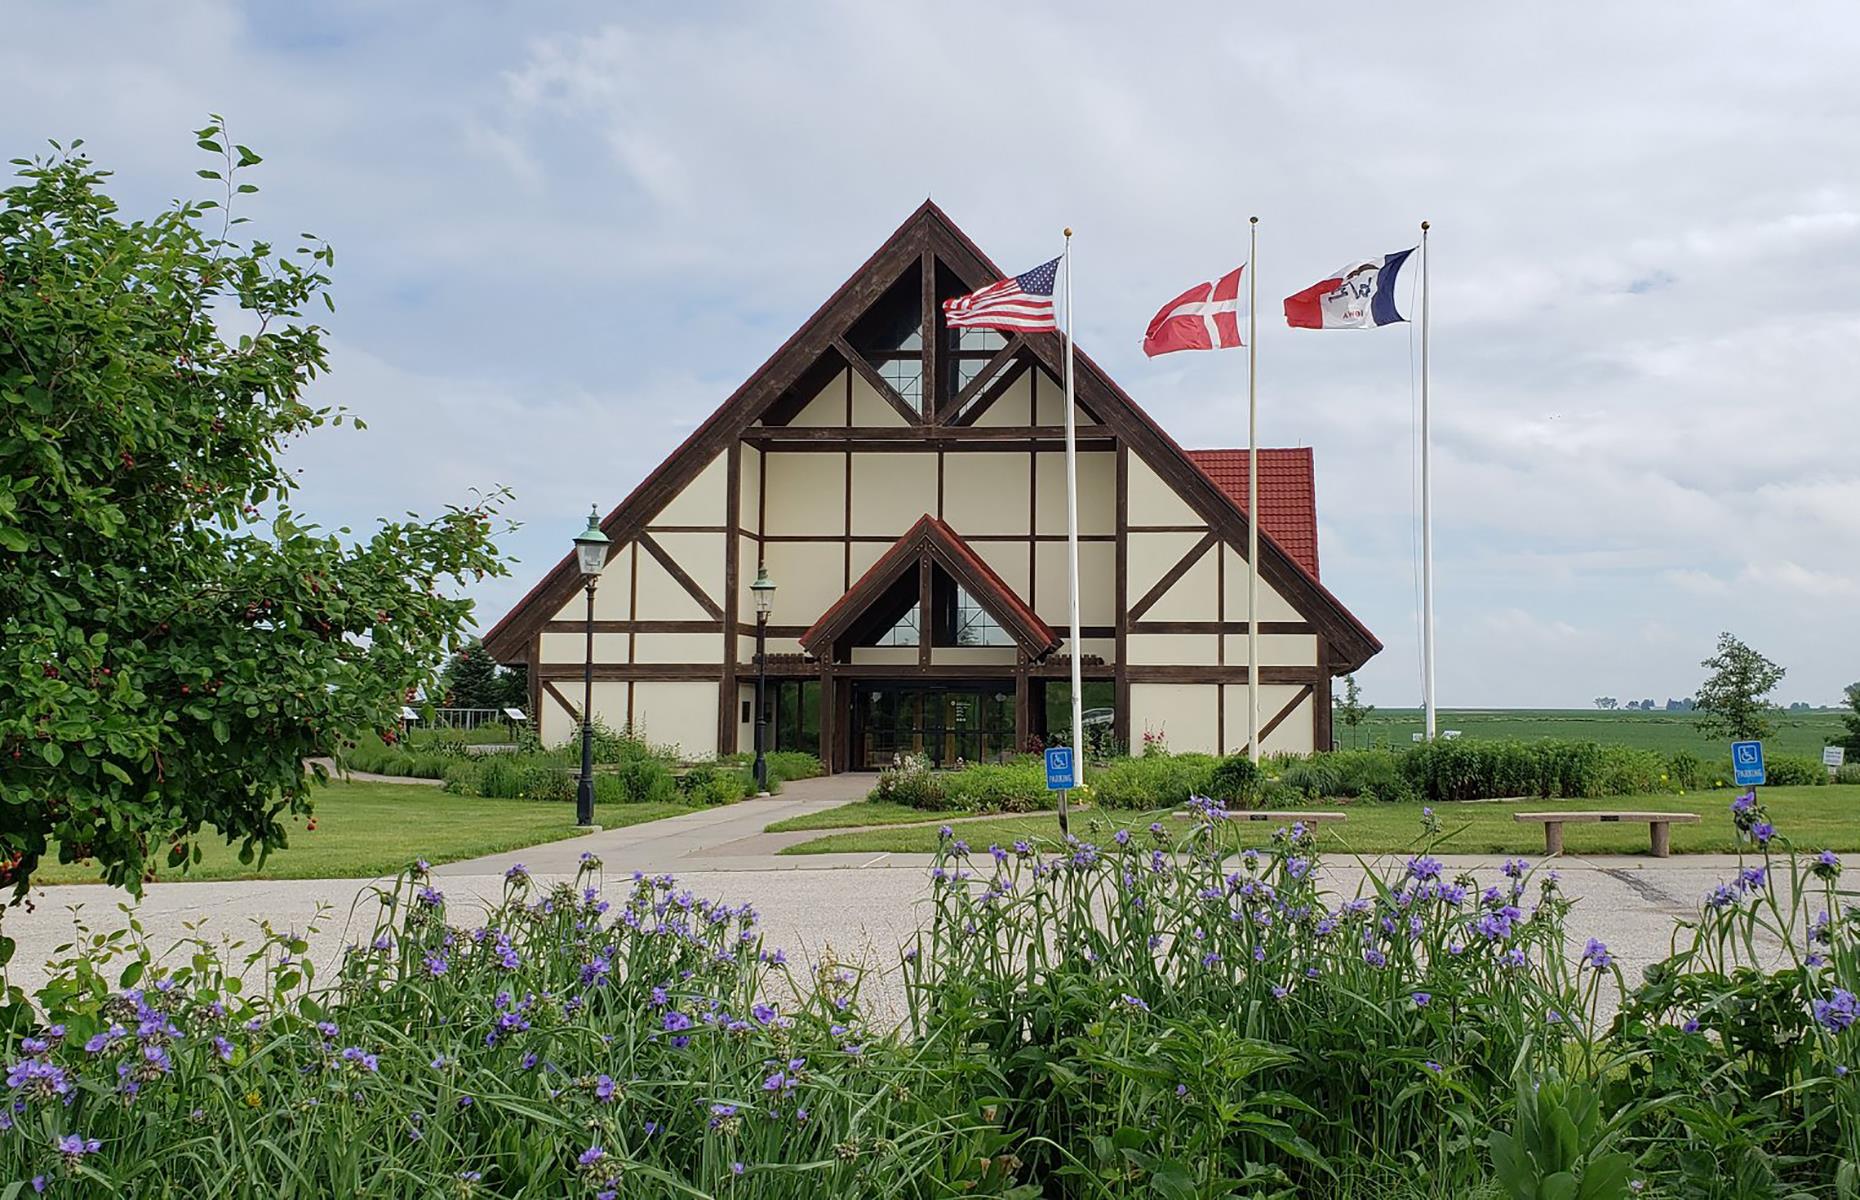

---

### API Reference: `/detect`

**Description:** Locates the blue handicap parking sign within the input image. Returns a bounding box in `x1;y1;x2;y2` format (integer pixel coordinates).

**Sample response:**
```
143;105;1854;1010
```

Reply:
1731;740;1766;788
1045;746;1076;790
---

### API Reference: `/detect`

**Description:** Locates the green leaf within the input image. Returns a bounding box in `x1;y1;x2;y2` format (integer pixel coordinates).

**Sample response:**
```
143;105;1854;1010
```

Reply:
0;527;26;552
196;169;222;180
40;742;63;767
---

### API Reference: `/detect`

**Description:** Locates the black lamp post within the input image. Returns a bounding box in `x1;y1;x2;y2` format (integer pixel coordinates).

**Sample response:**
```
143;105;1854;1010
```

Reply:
572;506;610;827
750;566;776;797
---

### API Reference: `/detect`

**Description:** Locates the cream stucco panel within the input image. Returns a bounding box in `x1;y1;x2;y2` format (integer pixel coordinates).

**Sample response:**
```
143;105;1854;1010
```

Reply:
851;372;911;427
651;452;727;527
1219;547;1304;622
648;532;725;610
1124;634;1220;666
634;550;715;621
738;447;762;535
540;631;632;664
1129;684;1219;755
1139;546;1219;622
787;369;847;427
1223;684;1313;756
942;453;1030;535
1126;453;1205;527
763;454;846;536
968;540;1031;600
630;681;720;759
633;633;725;665
846;540;884;585
1029;369;1098;427
969;371;1031;426
541;681;628;747
1222;634;1318;667
761;540;847;628
1034;450;1114;535
851;453;936;535
849;647;919;666
1126;531;1205;602
1034;541;1114;627
551;545;632;623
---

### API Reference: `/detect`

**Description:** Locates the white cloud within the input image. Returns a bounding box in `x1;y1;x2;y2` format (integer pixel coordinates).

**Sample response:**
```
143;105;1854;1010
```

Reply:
6;0;1858;706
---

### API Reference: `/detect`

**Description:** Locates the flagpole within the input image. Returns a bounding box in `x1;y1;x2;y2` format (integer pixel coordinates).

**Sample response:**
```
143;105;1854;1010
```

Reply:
1061;228;1081;836
1246;216;1260;764
1420;220;1436;740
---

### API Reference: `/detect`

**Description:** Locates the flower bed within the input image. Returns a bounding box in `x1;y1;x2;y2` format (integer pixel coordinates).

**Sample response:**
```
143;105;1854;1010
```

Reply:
0;794;1853;1195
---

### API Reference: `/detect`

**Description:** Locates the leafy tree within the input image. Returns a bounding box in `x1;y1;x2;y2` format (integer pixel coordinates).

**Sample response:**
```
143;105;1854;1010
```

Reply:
1840;682;1860;754
1593;697;1618;710
1692;632;1785;742
0;124;507;893
1335;673;1373;749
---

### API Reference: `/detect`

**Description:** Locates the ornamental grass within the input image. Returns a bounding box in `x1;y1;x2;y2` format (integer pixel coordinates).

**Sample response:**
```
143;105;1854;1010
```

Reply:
1;792;1854;1197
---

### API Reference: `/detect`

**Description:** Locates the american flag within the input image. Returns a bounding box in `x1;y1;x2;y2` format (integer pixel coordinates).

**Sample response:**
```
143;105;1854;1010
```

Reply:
942;256;1060;332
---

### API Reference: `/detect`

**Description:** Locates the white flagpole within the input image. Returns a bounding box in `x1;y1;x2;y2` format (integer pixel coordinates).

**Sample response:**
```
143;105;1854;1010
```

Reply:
1062;228;1082;834
1247;216;1260;763
1420;220;1436;740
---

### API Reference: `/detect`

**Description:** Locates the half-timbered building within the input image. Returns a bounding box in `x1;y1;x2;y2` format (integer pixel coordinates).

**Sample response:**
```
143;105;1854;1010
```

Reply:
483;203;1380;771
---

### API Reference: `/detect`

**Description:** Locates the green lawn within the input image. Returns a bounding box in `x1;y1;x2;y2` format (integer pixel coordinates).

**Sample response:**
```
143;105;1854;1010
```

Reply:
763;800;977;833
781;784;1860;857
34;781;702;886
1343;707;1846;759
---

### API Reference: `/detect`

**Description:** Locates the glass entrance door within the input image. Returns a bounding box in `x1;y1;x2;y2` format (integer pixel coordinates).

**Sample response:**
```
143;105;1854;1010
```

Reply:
854;682;1015;768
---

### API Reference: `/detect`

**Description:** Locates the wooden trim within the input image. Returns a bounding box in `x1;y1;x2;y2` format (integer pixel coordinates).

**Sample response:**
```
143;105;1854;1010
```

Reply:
541;679;581;721
737;623;809;639
832;336;921;426
1127;531;1218;622
920;249;939;424
544;620;722;635
1240;684;1313;756
945;335;1025;421
950;355;1031;427
1125;665;1321;685
742;424;1115;443
1114;442;1130;751
756;532;1116;544
1314;641;1334;751
917;552;932;667
645;524;730;534
1026;443;1037;613
798;661;1111;681
636;532;724;621
1126;523;1210;534
526;633;543;725
1131;621;1312;636
743;433;1119;454
1014;660;1030;750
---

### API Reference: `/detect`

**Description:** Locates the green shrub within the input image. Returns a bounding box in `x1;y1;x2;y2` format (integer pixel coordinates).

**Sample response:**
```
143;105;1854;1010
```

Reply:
1665;749;1707;790
871;754;946;810
1765;753;1829;787
1838;762;1860;785
611;755;679;804
1594;745;1667;796
942;759;1047;814
1205;754;1262;804
1088;753;1217;810
439;761;481;795
676;764;752;807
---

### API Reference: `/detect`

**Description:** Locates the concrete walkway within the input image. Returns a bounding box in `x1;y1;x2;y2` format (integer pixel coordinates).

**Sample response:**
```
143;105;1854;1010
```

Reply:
0;775;1784;1004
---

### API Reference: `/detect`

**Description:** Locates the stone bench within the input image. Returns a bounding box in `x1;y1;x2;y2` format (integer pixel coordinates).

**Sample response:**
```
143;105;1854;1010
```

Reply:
1512;811;1699;857
1174;809;1347;824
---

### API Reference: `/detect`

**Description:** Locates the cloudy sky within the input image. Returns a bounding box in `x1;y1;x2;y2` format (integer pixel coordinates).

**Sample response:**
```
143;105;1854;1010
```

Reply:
8;2;1857;708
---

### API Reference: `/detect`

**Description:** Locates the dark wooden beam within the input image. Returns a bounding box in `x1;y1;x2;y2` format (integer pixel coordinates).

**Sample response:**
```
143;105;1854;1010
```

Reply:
1126;531;1218;622
945;335;1026;423
719;440;742;754
1131;621;1313;636
832;337;921;426
636;532;724;621
541;679;581;721
1125;665;1321;685
1238;684;1313;757
543;620;722;635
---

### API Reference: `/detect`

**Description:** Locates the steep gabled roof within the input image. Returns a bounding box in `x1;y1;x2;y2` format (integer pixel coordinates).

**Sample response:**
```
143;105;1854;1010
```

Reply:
484;201;1381;672
1185;448;1320;580
800;515;1059;659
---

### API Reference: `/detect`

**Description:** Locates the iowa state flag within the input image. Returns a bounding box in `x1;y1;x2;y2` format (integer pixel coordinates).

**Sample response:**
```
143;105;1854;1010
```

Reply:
1283;248;1415;329
1142;265;1247;356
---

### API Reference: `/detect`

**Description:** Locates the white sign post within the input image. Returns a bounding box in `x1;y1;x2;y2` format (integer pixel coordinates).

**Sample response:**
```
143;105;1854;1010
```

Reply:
1825;745;1846;780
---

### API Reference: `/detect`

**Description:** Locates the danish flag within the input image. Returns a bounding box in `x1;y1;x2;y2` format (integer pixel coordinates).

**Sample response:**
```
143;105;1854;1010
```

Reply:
1142;265;1247;356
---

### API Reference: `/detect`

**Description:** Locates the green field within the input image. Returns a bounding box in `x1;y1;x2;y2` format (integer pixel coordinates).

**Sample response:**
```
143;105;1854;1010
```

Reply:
780;784;1860;857
1341;707;1846;759
34;782;701;886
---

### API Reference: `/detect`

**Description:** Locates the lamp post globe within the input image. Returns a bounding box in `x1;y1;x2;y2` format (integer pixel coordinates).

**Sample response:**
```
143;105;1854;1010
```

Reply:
750;567;776;796
572;506;609;827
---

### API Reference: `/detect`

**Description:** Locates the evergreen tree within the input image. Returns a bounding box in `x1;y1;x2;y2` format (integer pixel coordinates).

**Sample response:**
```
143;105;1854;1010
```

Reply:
1840;682;1860;754
440;640;506;709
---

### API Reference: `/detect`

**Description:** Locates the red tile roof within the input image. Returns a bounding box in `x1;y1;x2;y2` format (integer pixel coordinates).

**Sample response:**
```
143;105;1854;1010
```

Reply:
1184;448;1320;579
